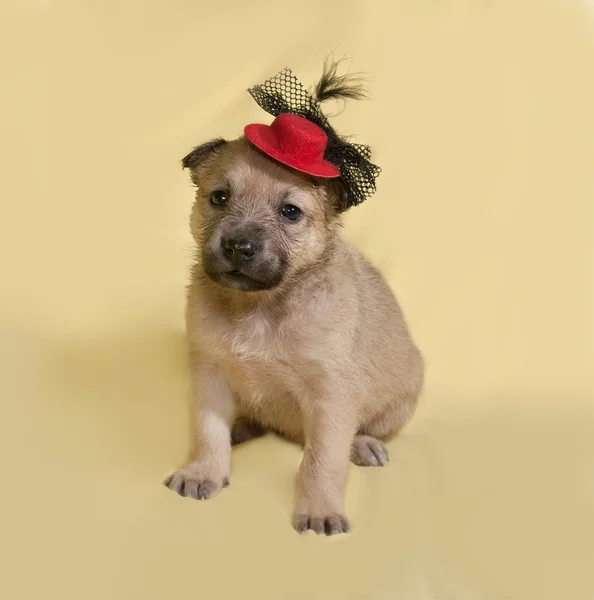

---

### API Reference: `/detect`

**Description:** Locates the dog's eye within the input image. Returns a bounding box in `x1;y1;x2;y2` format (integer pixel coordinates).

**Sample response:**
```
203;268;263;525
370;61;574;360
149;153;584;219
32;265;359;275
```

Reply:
210;190;228;206
310;178;320;188
281;204;302;222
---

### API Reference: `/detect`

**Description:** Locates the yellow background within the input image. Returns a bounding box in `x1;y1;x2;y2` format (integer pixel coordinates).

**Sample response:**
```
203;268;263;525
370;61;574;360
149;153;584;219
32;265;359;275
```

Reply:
2;1;593;598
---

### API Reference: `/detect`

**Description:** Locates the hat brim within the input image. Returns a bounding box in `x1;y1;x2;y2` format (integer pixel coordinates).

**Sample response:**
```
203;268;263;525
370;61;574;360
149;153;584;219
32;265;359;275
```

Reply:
244;124;341;178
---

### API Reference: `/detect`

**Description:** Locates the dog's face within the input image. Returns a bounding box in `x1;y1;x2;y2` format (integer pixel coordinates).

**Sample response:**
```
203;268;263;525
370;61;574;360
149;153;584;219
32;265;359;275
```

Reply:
184;138;343;292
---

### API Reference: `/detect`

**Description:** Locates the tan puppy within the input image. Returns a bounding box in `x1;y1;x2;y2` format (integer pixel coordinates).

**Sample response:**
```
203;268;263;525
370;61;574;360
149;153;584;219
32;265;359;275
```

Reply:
165;72;423;536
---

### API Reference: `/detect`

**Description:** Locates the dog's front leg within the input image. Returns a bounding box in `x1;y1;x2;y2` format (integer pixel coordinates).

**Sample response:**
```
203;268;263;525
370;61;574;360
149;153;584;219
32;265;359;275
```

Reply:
164;358;235;500
294;401;357;535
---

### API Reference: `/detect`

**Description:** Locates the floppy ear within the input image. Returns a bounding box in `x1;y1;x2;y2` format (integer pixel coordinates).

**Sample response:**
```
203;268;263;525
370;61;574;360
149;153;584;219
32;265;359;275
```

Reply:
328;179;355;214
181;138;227;169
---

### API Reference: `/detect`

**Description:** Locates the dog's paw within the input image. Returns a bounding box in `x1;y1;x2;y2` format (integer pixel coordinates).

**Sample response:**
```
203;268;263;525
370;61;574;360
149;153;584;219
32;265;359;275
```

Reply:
163;462;229;500
294;513;350;536
351;435;389;467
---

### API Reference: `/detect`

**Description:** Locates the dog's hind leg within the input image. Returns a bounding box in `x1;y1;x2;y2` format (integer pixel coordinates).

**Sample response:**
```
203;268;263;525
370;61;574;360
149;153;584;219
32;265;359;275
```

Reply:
352;392;419;466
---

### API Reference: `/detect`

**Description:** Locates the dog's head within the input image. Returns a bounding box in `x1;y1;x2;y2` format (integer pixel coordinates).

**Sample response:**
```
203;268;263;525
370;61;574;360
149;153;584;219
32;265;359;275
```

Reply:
183;138;350;292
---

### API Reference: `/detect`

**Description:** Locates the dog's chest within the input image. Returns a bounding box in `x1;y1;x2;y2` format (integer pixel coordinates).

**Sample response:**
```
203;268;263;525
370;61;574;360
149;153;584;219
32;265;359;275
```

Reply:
204;309;316;403
218;308;286;360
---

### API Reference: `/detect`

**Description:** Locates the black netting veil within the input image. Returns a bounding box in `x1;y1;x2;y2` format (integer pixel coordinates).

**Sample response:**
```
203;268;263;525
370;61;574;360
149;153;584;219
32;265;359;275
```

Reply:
247;68;381;206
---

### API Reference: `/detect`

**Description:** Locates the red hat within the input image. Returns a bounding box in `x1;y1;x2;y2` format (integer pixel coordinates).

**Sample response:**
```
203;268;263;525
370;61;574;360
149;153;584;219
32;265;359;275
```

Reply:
244;113;341;178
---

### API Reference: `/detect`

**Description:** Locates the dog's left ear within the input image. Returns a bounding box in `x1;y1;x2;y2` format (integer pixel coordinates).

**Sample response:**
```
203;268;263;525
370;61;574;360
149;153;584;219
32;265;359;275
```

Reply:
329;180;357;214
181;138;227;170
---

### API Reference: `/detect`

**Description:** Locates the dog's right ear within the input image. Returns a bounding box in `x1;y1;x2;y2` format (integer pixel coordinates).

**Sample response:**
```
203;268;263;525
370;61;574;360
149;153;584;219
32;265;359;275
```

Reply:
181;138;227;170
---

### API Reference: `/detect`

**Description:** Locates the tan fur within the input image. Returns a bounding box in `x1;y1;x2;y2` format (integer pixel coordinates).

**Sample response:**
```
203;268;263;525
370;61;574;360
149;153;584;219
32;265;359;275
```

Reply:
165;138;424;535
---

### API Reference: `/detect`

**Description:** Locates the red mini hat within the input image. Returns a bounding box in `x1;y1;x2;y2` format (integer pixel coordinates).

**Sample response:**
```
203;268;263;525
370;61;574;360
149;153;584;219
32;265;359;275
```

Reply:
244;113;341;178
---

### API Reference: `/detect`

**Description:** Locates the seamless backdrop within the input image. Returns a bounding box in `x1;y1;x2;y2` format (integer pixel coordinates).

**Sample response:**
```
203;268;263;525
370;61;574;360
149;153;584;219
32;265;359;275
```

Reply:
1;1;593;599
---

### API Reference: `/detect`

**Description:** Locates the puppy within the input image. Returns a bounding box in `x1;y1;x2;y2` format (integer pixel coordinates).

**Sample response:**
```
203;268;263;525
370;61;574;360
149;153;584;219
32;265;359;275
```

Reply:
165;68;423;535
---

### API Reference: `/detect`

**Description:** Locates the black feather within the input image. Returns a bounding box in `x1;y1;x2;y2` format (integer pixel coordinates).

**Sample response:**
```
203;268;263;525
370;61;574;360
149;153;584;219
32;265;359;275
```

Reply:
313;59;369;105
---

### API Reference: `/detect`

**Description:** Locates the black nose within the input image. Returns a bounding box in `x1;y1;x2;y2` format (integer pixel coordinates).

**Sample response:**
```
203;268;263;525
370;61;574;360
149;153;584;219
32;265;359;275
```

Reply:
223;238;258;263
